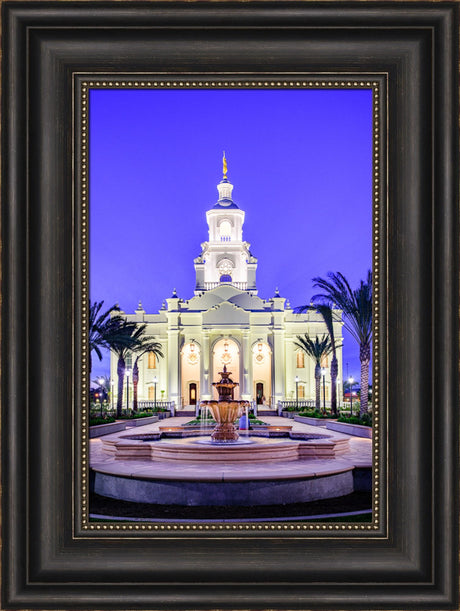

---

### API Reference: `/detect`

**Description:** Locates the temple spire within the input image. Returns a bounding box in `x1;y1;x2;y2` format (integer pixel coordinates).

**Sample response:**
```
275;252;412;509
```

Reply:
222;151;228;179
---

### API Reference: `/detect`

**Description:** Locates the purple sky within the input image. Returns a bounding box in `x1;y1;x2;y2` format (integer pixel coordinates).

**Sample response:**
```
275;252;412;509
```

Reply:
90;88;372;383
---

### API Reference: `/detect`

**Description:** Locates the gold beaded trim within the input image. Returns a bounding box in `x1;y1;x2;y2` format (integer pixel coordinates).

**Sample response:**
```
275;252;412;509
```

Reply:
77;76;385;536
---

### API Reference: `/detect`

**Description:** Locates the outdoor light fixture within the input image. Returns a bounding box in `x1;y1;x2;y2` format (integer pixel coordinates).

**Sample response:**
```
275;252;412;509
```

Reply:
153;375;158;411
295;375;299;409
97;378;105;417
321;368;327;414
348;376;354;416
126;368;132;413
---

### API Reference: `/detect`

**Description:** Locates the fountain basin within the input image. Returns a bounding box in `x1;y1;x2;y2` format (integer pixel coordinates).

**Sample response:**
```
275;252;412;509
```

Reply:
92;422;361;506
91;453;356;506
101;433;345;462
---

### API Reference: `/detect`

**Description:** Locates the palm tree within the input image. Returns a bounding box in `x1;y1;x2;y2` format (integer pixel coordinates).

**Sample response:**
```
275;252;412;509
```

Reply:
132;339;164;412
294;303;341;416
88;300;124;373
294;334;334;411
106;321;146;418
311;270;372;416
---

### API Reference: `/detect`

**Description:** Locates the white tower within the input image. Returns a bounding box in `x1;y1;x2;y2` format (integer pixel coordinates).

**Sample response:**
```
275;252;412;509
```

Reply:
194;154;258;294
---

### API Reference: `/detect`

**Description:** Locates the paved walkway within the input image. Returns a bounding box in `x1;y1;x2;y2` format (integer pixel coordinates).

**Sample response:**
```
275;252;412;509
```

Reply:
90;416;372;482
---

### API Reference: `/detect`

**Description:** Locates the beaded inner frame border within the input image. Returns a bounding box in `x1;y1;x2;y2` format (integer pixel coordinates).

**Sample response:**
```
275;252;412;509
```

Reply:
75;75;386;536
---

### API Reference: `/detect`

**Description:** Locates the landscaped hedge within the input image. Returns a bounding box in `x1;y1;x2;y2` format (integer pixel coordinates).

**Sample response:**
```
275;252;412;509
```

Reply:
89;416;116;426
117;411;156;420
337;414;372;427
298;410;336;419
186;416;216;425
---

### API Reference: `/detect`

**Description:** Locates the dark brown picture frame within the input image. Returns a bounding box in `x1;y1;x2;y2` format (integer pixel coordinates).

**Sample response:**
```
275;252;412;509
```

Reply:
2;2;458;609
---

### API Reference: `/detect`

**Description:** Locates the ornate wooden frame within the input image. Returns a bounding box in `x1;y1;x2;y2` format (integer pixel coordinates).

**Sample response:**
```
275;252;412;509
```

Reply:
2;2;458;609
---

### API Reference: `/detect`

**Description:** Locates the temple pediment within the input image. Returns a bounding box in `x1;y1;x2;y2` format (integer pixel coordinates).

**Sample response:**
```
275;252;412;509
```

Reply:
203;301;250;325
227;292;266;311
186;292;224;311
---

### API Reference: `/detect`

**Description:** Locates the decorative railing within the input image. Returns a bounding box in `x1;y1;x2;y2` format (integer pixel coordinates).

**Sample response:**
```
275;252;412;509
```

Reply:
278;400;317;410
138;400;175;414
204;281;248;290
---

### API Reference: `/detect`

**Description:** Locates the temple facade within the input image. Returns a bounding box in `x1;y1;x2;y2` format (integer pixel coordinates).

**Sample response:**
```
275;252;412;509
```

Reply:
110;158;343;409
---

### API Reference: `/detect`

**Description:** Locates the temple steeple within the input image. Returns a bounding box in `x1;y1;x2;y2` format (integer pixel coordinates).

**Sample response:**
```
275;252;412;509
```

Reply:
216;152;236;207
193;157;258;295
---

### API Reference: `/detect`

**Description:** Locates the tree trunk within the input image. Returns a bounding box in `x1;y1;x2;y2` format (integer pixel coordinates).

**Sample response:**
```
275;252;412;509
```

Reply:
315;364;321;410
132;360;139;412
116;356;125;418
359;343;371;416
330;355;338;416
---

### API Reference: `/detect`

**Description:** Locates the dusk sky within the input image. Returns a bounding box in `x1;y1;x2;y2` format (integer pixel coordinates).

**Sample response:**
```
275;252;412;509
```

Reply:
89;88;373;383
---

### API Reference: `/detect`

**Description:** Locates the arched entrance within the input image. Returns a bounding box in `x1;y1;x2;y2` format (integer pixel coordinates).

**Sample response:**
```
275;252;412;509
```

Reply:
189;382;197;405
212;338;240;400
252;341;271;406
181;342;200;407
256;382;264;405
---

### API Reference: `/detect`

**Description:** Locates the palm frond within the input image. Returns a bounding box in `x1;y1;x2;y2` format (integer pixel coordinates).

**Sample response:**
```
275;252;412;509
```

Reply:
294;333;334;365
133;339;164;366
311;270;372;348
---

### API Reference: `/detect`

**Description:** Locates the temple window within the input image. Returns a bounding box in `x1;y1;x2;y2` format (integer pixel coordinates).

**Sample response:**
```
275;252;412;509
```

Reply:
296;351;305;368
148;352;157;369
219;220;232;240
218;259;234;283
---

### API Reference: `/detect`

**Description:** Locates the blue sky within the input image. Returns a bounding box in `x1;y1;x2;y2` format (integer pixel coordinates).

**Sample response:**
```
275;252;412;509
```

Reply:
90;88;372;384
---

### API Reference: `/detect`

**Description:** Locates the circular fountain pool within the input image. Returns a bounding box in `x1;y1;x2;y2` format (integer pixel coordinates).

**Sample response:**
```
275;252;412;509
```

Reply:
91;423;358;507
100;432;346;463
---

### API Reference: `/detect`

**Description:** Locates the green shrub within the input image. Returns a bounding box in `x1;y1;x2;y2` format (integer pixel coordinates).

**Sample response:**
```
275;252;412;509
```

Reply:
360;413;372;426
117;411;155;420
298;410;323;418
337;414;372;427
186;418;216;425
298;410;337;419
89;416;116;426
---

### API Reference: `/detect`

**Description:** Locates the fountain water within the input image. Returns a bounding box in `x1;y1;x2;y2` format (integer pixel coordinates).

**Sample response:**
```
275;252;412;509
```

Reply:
200;365;250;442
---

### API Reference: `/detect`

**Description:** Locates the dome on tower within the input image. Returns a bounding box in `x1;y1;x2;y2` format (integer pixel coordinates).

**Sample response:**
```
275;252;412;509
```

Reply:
213;198;239;210
213;153;239;209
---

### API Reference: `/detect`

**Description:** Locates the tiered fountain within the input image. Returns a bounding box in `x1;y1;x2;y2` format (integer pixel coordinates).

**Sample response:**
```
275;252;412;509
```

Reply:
200;365;250;442
94;366;356;506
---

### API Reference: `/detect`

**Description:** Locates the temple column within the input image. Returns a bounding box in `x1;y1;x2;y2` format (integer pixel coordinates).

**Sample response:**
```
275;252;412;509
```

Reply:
241;331;251;400
201;332;211;399
272;329;285;405
167;320;180;408
285;337;295;400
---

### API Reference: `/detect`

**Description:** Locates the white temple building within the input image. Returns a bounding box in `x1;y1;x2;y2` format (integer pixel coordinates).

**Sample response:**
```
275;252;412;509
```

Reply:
111;157;343;410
